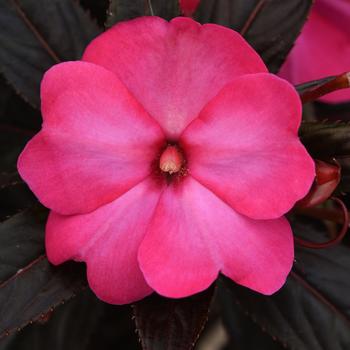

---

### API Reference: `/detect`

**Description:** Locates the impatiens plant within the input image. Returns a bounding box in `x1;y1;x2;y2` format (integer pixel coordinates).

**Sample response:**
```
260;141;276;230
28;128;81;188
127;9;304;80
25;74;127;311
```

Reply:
1;1;350;350
18;16;315;304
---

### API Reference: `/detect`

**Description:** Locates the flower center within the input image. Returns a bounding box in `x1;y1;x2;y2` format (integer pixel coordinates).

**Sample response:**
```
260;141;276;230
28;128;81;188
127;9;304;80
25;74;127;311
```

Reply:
159;145;184;174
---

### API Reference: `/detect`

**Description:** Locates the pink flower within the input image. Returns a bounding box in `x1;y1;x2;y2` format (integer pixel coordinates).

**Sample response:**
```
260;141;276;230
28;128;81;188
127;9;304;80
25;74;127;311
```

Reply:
279;0;350;103
179;0;200;16
18;17;315;305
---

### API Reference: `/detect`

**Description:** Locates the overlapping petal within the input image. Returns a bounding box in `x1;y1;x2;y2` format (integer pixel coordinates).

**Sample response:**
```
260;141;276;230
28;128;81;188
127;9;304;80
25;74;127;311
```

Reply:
83;16;267;138
279;0;350;103
46;178;163;304
181;73;315;220
18;61;164;215
138;177;294;298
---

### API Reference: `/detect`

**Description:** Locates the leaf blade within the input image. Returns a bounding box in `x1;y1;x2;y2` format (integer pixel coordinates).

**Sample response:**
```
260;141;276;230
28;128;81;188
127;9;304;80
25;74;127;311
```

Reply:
0;209;86;338
195;0;314;72
221;219;350;350
133;286;215;350
0;0;101;107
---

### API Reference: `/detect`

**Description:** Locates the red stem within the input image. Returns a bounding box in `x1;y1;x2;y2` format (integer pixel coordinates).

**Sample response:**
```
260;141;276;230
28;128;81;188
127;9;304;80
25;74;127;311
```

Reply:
300;73;350;104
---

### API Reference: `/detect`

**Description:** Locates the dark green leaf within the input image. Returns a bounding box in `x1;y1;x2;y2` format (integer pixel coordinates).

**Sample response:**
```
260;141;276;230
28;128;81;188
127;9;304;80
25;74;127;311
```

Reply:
300;121;350;158
0;184;37;221
80;0;109;27
0;0;101;107
0;76;41;132
0;210;86;338
313;102;350;123
104;0;313;71
133;286;215;350
0;208;46;281
150;0;179;20
293;219;350;322
222;219;350;350
299;121;350;192
1;292;142;350
196;0;314;72
0;290;104;350
105;0;179;27
0;172;22;190
218;282;285;350
337;158;350;192
105;0;144;27
0;128;33;173
87;304;141;350
0;76;40;183
0;257;86;340
224;274;350;350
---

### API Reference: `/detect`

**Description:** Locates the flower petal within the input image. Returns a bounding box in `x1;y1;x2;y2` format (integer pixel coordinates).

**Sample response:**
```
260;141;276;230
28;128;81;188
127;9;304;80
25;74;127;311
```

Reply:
181;73;315;220
279;0;350;103
18;61;164;215
83;16;267;139
46;178;163;305
138;177;294;298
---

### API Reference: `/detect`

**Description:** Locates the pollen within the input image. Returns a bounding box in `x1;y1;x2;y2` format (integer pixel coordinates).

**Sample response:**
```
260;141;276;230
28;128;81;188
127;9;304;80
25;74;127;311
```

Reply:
159;145;184;174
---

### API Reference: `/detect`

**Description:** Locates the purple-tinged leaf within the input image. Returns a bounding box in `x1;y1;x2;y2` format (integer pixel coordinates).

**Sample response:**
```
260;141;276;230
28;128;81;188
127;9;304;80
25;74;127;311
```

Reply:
0;0;101;107
299;121;350;193
0;257;86;340
2;290;105;350
223;273;350;350
0;208;46;280
218;282;285;350
195;0;314;73
0;173;22;191
105;0;179;28
0;184;36;222
80;0;109;27
133;286;215;350
0;209;86;338
221;219;350;350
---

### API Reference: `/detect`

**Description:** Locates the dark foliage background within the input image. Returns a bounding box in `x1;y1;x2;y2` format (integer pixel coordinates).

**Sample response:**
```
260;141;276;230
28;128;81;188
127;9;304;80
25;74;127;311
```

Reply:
1;1;350;349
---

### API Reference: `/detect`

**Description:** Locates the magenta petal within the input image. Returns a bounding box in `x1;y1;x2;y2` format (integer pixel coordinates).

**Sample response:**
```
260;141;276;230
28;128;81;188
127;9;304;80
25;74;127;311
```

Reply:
181;73;315;220
138;177;294;298
279;0;350;103
46;178;163;305
83;16;267;138
18;61;164;215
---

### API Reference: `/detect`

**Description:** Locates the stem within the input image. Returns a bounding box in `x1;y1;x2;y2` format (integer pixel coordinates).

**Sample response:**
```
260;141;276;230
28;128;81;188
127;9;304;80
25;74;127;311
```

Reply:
300;73;350;104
